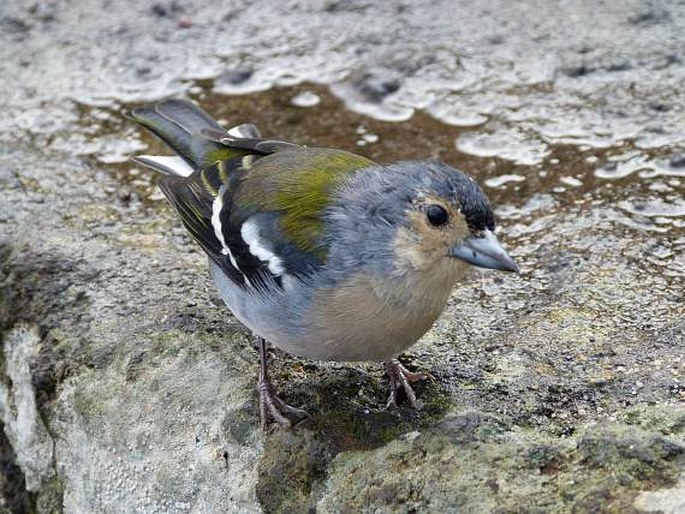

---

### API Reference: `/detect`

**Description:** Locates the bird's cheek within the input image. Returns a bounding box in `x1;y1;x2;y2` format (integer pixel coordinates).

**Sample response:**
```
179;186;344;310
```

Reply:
394;234;431;272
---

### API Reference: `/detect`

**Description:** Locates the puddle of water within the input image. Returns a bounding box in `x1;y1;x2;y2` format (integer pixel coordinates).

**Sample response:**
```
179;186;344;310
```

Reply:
16;83;670;235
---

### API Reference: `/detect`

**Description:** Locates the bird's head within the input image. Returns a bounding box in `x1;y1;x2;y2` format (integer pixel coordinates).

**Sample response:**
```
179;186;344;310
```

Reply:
380;161;519;275
329;160;518;282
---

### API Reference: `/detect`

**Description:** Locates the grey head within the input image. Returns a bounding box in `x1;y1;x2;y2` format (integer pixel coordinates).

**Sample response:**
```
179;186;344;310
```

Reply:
323;160;519;280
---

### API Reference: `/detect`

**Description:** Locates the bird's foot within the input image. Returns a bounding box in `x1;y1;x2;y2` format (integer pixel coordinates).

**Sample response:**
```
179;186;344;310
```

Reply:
385;359;433;408
257;377;310;429
256;337;310;429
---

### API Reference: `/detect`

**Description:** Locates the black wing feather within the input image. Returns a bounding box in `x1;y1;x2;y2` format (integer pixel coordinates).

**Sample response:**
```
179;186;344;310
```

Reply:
159;157;285;291
134;99;307;290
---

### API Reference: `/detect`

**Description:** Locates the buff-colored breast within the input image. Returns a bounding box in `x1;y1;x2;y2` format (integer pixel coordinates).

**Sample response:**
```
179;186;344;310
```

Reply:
305;257;469;361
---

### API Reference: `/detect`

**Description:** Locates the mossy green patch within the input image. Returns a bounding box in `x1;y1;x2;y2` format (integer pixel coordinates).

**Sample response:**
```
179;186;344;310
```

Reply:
623;404;685;435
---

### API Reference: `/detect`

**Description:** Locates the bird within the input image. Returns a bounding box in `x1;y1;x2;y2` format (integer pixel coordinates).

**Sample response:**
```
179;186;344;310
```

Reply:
130;99;519;428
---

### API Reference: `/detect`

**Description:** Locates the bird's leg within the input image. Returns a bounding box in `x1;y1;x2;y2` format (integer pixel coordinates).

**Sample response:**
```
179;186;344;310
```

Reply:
257;338;310;429
384;358;433;409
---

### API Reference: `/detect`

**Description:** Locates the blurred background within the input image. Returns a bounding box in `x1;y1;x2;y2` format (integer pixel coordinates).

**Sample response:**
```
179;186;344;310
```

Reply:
1;1;683;512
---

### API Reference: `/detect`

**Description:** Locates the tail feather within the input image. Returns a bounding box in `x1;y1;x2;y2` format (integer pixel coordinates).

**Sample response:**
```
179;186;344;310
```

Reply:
131;155;195;177
130;99;229;169
131;99;297;181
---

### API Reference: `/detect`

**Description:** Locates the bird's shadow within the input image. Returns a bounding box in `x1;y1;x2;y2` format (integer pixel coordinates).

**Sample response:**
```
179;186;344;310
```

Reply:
270;354;453;450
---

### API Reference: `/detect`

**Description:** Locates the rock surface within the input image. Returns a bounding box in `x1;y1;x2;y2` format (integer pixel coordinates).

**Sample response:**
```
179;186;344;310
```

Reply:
1;0;683;512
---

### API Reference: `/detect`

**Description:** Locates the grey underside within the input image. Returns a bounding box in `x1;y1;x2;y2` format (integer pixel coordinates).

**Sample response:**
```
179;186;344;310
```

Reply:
210;258;415;362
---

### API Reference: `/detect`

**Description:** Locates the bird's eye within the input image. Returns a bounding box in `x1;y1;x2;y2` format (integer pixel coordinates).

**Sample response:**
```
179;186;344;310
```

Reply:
426;204;449;227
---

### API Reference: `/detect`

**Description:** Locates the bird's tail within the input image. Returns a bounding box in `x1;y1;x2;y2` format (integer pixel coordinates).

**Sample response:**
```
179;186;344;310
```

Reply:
130;99;246;176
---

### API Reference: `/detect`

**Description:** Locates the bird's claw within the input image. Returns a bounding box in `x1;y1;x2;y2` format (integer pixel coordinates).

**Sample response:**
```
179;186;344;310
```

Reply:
385;359;433;409
258;378;310;429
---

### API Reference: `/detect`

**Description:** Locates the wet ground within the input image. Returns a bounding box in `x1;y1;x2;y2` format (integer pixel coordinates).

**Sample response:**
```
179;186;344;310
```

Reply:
1;0;684;512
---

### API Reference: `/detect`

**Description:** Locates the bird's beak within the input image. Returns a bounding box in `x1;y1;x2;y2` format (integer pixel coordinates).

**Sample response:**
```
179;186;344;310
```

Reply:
450;229;519;273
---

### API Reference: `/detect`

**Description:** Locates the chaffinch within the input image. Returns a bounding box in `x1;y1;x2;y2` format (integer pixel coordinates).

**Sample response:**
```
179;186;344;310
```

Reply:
131;99;518;428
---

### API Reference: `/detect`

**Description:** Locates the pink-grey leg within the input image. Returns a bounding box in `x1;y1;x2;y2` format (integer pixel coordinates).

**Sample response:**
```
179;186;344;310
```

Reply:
257;338;310;429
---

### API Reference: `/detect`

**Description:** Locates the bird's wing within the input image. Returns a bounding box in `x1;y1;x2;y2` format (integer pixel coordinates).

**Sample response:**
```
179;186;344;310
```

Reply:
161;146;375;291
131;99;375;291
